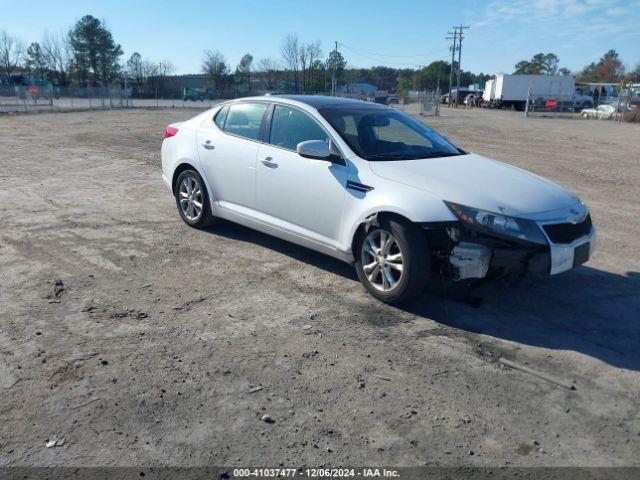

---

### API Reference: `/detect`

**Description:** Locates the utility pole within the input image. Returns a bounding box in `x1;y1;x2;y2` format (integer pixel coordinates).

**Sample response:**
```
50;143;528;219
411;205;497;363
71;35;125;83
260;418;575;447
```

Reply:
455;25;469;107
332;41;338;96
446;30;457;107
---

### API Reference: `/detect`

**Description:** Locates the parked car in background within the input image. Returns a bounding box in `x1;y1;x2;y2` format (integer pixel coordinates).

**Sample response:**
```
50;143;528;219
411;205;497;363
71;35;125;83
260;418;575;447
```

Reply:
580;104;616;119
161;96;596;304
387;95;398;104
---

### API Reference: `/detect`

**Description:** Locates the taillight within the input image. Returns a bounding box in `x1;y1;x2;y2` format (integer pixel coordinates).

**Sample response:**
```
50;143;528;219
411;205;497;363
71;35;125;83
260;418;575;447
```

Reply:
164;126;179;138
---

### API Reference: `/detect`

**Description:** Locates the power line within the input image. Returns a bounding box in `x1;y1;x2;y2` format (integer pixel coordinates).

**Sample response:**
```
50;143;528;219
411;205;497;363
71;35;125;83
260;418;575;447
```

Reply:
339;49;428;68
337;42;450;59
337;44;450;68
446;30;457;106
455;25;469;106
446;25;469;106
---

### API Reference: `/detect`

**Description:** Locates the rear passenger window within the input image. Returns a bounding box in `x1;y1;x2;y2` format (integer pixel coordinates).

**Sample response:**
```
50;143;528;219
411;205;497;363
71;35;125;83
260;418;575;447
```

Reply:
270;105;330;151
214;106;228;129
223;103;267;141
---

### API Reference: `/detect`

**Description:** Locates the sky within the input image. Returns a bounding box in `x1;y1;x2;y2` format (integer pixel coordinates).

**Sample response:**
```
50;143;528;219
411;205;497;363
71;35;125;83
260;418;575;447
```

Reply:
2;0;639;75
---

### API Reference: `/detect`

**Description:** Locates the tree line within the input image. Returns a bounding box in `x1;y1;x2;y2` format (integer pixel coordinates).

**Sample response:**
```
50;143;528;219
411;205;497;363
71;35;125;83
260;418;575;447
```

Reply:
513;51;638;83
1;16;173;90
197;34;490;97
1;11;488;97
1;15;638;98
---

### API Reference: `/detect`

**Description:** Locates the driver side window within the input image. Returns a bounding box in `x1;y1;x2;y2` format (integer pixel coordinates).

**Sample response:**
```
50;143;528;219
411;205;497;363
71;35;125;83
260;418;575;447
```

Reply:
269;105;330;151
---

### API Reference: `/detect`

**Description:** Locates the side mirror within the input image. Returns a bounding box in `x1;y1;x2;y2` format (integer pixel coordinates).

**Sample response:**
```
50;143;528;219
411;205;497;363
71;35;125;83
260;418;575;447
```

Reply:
297;140;331;160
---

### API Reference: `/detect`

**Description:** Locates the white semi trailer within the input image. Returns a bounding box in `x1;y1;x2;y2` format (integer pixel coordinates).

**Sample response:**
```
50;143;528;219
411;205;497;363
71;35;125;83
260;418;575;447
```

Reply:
482;74;576;110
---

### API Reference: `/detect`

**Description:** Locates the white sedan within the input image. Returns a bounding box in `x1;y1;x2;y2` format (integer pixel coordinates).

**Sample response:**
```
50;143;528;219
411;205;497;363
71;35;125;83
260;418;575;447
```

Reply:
580;104;616;119
161;96;595;304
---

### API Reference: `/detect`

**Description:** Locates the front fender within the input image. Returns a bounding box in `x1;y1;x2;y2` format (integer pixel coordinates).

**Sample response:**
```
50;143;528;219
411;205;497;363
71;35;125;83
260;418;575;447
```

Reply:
339;180;457;254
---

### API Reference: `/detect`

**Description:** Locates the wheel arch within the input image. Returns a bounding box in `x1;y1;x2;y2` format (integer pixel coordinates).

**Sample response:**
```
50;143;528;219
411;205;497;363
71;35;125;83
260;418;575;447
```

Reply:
171;162;201;195
350;210;416;259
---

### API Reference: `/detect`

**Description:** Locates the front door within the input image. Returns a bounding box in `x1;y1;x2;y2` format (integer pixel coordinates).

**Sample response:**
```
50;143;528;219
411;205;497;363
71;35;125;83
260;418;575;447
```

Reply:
255;104;349;245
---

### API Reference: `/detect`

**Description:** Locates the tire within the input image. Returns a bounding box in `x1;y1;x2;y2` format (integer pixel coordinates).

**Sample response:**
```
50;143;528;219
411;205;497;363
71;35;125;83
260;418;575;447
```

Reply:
354;216;429;304
582;112;589;118
174;169;215;228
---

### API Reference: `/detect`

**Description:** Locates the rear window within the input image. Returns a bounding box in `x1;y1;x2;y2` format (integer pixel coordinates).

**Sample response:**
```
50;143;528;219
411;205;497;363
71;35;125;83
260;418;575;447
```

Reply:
223;103;268;141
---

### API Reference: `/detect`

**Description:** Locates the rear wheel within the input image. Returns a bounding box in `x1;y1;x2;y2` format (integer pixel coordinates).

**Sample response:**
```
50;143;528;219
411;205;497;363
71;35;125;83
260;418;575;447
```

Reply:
354;217;429;304
175;169;215;228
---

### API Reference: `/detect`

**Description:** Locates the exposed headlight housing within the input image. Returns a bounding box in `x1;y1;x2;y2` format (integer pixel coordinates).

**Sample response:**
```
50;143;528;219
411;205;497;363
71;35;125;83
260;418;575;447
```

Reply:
444;201;548;245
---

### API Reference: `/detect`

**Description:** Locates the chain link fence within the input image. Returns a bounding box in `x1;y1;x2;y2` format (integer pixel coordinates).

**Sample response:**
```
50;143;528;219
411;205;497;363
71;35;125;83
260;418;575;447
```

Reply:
524;82;639;122
0;84;227;113
419;90;441;116
524;90;577;116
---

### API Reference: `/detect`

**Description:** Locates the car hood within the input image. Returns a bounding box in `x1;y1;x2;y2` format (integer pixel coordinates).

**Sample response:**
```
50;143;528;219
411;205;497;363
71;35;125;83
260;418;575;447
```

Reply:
369;153;578;217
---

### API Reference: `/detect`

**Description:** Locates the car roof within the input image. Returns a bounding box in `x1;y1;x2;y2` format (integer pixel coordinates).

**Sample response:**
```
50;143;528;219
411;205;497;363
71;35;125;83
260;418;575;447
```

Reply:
277;95;385;109
227;94;389;110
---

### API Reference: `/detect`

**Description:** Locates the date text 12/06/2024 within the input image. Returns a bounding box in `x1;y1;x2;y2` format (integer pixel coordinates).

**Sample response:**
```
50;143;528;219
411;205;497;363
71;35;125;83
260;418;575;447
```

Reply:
233;468;400;478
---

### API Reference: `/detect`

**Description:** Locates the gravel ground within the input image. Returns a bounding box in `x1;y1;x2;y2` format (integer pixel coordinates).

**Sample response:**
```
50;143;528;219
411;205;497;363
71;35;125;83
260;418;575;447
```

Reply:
0;106;639;468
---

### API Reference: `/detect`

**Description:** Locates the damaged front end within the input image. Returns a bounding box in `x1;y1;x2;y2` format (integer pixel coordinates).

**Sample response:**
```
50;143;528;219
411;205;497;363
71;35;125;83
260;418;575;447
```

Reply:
422;200;582;289
423;200;595;291
424;222;550;286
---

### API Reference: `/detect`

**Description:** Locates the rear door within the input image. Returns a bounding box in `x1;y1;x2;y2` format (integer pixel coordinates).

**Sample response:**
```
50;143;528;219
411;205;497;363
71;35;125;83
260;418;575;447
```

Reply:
196;102;268;210
255;104;349;244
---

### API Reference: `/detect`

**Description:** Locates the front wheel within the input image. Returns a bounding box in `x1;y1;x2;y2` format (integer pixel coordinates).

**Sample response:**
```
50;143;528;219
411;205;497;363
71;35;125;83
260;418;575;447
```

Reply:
175;169;215;228
354;217;429;304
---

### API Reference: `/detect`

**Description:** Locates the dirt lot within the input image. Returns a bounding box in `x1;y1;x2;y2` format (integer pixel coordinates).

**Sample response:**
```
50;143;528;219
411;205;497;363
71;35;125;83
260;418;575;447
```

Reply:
0;106;639;468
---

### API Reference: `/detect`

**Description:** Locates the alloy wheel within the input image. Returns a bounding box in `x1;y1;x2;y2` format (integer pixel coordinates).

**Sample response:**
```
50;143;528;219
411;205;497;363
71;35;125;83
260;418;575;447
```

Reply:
178;176;203;221
361;229;404;291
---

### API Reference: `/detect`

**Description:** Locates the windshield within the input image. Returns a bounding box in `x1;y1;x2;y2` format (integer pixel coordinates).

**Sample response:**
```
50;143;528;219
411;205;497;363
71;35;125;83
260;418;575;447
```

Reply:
318;106;465;160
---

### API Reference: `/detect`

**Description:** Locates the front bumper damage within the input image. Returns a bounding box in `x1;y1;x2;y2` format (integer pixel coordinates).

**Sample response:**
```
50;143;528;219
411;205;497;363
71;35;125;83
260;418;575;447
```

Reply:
423;218;595;283
545;225;596;275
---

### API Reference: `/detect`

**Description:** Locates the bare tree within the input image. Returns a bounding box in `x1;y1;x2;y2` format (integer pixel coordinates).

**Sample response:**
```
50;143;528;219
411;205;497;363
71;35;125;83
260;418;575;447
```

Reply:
126;52;144;87
281;34;300;92
0;31;25;78
298;45;309;93
157;60;175;77
125;54;175;92
303;40;322;93
42;32;73;85
202;50;229;92
157;60;175;91
258;57;280;90
142;60;159;78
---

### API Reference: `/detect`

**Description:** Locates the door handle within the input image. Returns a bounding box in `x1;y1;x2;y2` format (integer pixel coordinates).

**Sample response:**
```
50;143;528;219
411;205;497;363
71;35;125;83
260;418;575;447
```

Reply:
260;157;278;168
201;140;215;150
